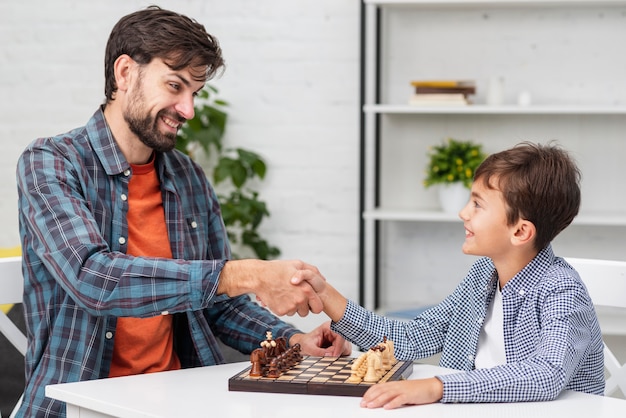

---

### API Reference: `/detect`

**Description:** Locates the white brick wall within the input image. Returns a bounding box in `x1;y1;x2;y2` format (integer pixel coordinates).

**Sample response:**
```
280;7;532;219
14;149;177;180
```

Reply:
0;0;362;324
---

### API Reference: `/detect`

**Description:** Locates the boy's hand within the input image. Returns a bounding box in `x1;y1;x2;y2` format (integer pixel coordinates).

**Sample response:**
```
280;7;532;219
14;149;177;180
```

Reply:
290;271;348;323
360;378;444;409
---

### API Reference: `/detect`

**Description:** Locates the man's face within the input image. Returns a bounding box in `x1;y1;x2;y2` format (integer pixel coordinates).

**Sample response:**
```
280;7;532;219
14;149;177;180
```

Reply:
123;58;205;153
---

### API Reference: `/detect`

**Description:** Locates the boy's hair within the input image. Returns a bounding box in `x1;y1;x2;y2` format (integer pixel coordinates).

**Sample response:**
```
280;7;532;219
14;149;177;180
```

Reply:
104;5;224;102
474;142;581;251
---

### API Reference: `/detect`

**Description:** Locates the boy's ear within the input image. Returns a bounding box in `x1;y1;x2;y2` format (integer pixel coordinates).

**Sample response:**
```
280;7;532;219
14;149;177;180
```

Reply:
511;219;536;246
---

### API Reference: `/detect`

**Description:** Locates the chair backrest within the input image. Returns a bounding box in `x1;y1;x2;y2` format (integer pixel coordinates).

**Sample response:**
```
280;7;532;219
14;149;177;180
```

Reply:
0;256;26;418
565;257;626;397
0;256;26;354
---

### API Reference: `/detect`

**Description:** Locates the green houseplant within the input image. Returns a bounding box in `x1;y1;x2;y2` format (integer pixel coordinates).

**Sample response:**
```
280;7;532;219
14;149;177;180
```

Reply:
424;138;486;189
424;138;486;213
176;85;280;260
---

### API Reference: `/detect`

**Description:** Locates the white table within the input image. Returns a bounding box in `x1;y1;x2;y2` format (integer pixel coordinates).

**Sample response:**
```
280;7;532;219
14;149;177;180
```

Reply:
46;361;626;418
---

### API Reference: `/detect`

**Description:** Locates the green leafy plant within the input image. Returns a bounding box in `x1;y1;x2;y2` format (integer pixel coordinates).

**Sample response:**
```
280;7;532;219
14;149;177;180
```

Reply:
176;85;280;260
424;138;487;189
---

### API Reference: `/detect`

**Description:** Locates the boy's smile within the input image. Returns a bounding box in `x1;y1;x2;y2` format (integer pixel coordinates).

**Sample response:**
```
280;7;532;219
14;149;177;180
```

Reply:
459;178;513;262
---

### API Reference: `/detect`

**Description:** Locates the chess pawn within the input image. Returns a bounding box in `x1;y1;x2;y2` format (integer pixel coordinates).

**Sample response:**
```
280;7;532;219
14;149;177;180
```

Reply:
267;358;280;378
348;354;367;383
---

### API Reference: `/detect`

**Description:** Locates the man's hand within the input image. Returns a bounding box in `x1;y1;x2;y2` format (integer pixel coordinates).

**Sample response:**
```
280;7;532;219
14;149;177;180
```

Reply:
359;378;444;409
289;321;352;357
218;259;325;317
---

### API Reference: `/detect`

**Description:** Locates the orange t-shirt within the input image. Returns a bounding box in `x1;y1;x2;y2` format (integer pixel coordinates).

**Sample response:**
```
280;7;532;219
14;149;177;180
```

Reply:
109;156;181;378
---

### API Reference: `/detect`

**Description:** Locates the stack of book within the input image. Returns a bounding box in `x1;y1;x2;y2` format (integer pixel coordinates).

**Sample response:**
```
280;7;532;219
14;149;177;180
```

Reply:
409;80;476;106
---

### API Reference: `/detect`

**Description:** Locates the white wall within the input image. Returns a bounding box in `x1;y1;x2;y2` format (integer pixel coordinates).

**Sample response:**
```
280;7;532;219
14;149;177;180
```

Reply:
3;1;625;333
0;0;361;330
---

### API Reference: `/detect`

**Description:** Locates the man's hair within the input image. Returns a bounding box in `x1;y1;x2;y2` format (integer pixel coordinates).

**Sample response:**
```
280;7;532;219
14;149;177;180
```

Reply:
474;142;581;251
104;5;224;102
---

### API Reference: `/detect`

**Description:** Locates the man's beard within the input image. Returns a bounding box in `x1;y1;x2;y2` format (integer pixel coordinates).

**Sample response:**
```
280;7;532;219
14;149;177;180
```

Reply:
124;89;185;153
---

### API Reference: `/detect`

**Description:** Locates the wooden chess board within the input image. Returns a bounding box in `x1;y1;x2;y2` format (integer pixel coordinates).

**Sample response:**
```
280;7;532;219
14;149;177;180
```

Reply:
228;355;414;397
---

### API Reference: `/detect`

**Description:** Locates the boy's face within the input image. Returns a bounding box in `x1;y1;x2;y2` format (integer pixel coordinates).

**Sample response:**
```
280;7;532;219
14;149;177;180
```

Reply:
458;178;516;261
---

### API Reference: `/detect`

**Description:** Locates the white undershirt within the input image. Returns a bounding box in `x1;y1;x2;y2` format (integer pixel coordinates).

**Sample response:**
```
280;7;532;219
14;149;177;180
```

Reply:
474;286;506;369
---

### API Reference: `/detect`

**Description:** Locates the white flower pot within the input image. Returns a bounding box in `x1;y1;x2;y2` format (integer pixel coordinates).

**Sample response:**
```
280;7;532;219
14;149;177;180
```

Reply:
438;182;470;214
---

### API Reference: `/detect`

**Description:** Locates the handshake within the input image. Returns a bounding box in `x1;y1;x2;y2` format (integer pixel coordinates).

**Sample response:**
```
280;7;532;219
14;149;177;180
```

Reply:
218;259;345;321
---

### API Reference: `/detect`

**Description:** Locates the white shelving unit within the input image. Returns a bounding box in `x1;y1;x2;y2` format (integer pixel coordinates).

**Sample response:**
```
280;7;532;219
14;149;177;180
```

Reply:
359;0;626;311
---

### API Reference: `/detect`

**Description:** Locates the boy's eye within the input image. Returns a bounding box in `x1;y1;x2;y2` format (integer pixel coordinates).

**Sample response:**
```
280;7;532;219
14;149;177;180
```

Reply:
473;201;481;208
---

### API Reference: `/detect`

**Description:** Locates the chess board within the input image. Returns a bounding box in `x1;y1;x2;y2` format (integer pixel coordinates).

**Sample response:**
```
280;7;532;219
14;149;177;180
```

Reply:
228;356;414;397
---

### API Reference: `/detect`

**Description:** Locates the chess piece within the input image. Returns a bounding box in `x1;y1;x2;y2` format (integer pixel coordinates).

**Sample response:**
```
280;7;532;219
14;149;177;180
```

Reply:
267;358;280;378
348;353;367;383
249;348;266;377
261;331;278;358
364;348;383;383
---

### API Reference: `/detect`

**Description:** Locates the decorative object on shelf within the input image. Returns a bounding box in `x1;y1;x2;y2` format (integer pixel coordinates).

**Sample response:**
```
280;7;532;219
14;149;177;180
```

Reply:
437;182;470;214
424;138;487;213
176;85;280;260
409;80;476;106
517;90;532;107
486;76;505;106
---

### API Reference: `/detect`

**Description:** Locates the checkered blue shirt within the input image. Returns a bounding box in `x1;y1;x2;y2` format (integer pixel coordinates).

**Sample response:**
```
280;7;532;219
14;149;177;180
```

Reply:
331;246;605;402
16;108;299;418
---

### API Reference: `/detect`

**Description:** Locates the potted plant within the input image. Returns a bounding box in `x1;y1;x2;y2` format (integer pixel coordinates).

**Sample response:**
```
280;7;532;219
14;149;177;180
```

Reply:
176;85;280;260
424;138;486;213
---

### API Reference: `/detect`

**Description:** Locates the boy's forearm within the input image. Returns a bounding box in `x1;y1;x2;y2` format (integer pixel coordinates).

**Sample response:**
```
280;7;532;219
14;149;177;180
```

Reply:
318;283;348;322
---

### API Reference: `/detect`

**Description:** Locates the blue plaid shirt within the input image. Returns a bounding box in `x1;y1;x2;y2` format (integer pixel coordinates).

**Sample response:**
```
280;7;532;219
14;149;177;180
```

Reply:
16;108;299;418
332;246;605;402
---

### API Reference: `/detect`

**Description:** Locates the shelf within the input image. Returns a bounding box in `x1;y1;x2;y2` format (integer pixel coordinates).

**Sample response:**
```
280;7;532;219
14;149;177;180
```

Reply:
359;0;626;310
363;208;626;226
364;104;626;115
364;0;626;7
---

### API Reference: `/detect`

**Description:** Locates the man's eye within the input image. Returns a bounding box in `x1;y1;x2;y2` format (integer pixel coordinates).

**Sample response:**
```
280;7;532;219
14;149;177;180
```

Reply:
170;83;180;91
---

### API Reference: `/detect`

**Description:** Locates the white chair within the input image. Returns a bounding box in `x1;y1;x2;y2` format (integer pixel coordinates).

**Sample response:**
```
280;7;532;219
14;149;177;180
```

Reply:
0;256;26;418
565;257;626;397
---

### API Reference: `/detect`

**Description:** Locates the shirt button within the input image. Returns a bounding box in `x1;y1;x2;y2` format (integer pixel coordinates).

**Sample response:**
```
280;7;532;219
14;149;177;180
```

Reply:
121;194;127;201
467;354;474;361
105;331;113;339
518;289;526;296
118;237;126;245
190;221;198;228
123;169;131;176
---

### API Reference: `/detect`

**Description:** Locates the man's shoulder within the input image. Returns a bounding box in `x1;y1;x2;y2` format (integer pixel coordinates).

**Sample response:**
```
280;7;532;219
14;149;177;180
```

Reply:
25;109;103;157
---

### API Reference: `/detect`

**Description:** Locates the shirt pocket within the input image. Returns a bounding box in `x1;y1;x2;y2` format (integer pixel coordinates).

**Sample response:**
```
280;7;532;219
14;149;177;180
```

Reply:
183;215;206;260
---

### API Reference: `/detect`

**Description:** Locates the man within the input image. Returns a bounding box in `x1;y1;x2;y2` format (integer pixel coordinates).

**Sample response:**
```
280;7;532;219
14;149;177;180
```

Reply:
16;7;349;417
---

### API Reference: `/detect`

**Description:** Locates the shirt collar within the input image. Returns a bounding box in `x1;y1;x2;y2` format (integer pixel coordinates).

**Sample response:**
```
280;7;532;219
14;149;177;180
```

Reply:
84;106;131;176
503;244;556;296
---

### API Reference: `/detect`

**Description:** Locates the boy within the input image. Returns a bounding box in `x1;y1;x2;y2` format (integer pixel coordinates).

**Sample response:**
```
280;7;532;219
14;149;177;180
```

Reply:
296;142;604;409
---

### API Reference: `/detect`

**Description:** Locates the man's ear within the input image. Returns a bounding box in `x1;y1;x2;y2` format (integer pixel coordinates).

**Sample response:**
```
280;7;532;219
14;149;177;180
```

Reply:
113;54;136;93
511;219;536;247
